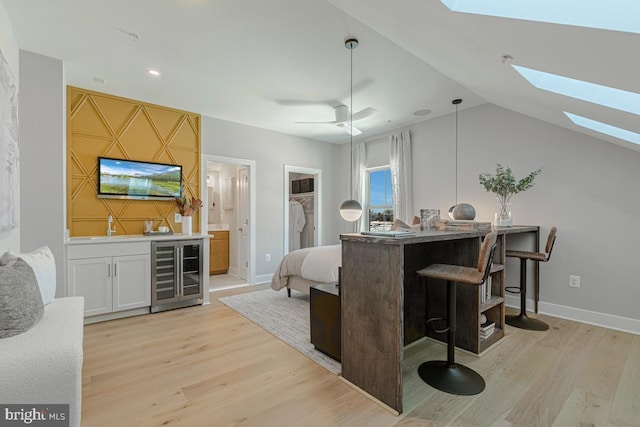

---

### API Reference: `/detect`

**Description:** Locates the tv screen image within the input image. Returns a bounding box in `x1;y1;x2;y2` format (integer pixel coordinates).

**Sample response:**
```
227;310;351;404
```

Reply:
97;157;182;199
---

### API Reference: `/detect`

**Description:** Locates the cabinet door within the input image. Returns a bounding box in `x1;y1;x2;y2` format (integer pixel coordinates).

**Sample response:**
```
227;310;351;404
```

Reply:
113;254;151;312
67;257;112;316
209;237;229;274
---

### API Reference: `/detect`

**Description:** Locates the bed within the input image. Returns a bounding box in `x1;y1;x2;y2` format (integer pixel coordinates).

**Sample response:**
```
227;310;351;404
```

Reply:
270;244;341;296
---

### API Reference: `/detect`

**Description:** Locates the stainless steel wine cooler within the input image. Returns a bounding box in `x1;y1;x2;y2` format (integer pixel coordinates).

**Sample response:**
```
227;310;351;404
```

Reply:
151;239;203;312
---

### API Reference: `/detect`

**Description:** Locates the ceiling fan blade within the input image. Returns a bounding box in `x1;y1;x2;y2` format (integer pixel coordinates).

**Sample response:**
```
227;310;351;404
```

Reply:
351;107;377;122
295;120;338;125
276;98;341;107
342;124;362;136
277;100;327;106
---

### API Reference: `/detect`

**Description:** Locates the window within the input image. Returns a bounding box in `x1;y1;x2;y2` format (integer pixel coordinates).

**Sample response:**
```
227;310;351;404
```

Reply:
440;0;640;34
512;65;640;115
564;112;640;145
367;167;394;231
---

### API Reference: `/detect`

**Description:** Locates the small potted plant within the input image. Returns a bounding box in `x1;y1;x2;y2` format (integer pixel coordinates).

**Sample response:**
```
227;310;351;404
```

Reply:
172;196;202;235
479;163;541;226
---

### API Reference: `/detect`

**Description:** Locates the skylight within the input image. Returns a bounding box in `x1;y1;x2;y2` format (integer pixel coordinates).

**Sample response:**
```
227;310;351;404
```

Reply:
564;112;640;145
512;65;640;115
440;0;640;34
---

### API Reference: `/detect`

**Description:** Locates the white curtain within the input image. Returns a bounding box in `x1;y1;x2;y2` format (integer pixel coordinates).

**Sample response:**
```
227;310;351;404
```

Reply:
352;141;366;232
390;130;413;223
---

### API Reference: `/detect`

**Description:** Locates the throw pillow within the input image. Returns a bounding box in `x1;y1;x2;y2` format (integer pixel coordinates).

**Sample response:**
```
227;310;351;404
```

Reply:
0;259;44;338
0;246;56;304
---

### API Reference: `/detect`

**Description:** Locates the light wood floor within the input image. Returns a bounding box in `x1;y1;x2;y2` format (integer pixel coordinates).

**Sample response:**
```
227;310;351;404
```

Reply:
82;285;640;426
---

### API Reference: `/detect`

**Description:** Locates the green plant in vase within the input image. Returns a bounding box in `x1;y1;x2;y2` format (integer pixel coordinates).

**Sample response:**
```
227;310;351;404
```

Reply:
479;163;541;226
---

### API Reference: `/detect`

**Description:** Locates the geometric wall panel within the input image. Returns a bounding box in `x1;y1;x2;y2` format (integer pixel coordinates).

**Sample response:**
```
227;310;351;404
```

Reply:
67;86;201;237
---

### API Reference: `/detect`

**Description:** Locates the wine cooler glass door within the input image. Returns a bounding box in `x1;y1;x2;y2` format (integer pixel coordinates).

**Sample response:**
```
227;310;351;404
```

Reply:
181;243;202;298
152;243;178;305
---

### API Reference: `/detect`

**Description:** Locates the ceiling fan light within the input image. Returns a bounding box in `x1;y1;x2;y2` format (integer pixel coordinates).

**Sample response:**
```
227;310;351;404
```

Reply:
340;199;363;221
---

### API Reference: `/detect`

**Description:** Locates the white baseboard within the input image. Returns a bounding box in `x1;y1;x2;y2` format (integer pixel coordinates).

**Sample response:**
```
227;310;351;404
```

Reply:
255;273;272;285
228;266;239;277
505;295;640;335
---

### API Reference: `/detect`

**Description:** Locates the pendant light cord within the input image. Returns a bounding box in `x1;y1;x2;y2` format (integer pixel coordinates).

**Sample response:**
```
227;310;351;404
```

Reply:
349;41;354;200
452;98;462;206
455;102;458;205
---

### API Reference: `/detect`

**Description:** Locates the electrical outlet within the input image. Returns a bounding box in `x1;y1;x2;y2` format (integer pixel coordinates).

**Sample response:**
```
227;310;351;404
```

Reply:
569;275;581;288
265;253;271;262
174;213;182;223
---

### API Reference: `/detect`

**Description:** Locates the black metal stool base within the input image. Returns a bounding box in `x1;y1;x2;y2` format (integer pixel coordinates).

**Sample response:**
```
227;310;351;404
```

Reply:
418;360;485;395
506;313;549;331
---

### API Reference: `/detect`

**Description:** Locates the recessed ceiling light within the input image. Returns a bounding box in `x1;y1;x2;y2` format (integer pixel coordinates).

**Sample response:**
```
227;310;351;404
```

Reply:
93;77;105;84
513;65;640;115
414;109;432;116
564;112;640;145
146;69;161;77
501;54;513;64
440;0;640;34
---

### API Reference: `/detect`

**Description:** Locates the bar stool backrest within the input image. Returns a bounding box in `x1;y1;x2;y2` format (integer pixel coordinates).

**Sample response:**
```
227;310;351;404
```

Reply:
478;231;498;279
544;226;558;262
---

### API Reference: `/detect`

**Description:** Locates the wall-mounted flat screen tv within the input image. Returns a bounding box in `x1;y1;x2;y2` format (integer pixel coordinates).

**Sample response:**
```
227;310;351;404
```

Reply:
97;157;182;200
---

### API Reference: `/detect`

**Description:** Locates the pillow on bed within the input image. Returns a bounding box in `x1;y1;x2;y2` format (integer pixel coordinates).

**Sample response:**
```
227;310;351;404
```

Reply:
0;258;44;338
0;246;56;305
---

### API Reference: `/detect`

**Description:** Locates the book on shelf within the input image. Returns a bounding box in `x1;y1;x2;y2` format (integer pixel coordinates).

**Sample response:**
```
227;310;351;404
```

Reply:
480;329;495;339
361;230;416;237
481;276;492;304
436;219;492;232
486;276;492;302
480;320;495;332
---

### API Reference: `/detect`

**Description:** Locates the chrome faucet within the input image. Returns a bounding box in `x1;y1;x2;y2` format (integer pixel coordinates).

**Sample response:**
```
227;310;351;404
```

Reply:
107;215;116;237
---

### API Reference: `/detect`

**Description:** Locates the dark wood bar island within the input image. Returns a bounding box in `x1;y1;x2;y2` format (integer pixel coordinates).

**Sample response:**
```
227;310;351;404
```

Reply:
339;226;539;413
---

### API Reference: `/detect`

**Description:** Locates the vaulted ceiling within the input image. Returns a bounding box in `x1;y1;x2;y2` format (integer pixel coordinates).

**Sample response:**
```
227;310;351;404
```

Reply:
4;0;639;150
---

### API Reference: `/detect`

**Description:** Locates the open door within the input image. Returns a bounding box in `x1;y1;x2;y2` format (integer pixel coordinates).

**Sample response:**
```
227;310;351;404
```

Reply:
238;167;249;280
284;165;322;254
203;154;256;289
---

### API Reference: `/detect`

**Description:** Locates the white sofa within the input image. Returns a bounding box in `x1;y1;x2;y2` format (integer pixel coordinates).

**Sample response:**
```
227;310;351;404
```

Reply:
0;297;84;427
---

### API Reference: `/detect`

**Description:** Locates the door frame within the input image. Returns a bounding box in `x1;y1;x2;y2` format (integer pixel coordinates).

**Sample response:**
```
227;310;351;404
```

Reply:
201;154;256;289
284;165;322;254
237;167;249;281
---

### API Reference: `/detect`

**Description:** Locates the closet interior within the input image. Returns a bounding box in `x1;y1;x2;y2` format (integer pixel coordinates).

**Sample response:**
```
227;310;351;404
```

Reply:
288;172;316;251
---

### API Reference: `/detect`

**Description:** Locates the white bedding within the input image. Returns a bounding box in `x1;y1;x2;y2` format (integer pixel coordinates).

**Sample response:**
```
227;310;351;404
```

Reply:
270;244;341;292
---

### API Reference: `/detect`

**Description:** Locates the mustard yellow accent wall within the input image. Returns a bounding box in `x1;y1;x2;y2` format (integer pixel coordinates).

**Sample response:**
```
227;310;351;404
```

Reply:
67;87;201;237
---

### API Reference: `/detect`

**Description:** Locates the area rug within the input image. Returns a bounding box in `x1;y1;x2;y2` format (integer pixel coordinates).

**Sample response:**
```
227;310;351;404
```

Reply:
218;289;341;375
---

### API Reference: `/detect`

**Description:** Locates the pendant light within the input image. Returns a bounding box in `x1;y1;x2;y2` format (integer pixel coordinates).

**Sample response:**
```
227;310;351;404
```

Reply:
448;98;476;220
339;37;363;222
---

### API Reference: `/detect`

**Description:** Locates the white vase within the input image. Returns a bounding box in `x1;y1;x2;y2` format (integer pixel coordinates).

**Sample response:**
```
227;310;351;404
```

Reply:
181;216;193;235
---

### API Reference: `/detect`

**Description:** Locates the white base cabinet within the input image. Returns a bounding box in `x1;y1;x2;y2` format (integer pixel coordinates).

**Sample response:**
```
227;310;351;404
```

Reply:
67;242;151;317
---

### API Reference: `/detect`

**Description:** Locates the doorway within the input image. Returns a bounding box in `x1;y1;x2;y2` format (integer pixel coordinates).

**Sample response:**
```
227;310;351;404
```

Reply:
284;165;322;254
202;155;256;292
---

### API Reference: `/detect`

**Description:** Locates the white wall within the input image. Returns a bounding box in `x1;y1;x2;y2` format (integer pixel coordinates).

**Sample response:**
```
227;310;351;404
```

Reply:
18;50;65;295
0;0;19;253
200;116;342;280
356;103;640;324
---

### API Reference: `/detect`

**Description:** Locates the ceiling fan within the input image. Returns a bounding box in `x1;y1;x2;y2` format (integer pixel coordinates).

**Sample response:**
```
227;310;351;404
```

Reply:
294;104;376;135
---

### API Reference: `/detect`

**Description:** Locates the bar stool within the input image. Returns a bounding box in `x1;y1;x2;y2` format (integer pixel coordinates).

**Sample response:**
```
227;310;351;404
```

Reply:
416;231;497;395
505;226;557;331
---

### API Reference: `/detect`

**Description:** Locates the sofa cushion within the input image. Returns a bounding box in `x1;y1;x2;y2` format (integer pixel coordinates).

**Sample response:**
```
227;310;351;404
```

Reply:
1;246;56;304
0;258;44;338
0;297;84;427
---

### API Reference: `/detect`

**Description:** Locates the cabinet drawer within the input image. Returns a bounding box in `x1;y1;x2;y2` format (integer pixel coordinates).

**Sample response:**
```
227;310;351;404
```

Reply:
68;242;150;259
208;231;229;241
